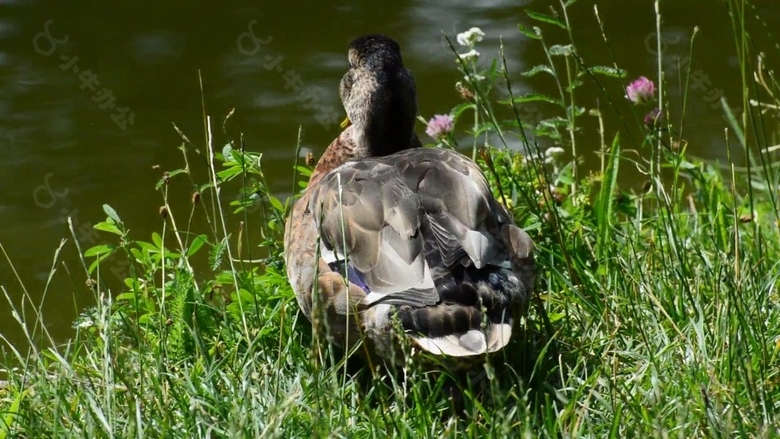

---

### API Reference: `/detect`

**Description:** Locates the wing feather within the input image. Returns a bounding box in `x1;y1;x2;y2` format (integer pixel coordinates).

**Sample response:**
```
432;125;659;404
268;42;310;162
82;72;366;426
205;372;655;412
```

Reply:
310;147;524;320
313;160;436;305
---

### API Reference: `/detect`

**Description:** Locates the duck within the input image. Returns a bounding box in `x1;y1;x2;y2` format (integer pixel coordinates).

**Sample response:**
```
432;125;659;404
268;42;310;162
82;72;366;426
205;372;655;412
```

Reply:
283;34;535;368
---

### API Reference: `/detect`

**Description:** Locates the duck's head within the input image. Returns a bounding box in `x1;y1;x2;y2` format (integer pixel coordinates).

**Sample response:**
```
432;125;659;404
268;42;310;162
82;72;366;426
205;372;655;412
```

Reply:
339;34;418;155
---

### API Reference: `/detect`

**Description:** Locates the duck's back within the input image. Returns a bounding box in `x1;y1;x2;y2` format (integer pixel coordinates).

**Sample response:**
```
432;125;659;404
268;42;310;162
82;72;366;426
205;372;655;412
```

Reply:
287;146;535;360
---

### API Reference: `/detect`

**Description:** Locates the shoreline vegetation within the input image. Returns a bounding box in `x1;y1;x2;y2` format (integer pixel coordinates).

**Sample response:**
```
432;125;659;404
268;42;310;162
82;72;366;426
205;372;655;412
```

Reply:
3;1;780;436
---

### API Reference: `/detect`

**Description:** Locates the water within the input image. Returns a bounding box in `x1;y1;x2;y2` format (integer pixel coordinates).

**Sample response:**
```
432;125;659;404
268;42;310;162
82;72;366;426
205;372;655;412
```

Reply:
1;0;778;351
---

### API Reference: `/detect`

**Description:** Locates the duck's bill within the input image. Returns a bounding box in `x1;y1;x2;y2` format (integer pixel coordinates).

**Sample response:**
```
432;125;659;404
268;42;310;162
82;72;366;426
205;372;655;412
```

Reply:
340;116;350;129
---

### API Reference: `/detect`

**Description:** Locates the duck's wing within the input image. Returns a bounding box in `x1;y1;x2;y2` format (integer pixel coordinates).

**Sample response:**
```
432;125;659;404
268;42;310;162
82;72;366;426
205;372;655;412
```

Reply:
307;147;535;356
310;157;438;308
393;147;535;355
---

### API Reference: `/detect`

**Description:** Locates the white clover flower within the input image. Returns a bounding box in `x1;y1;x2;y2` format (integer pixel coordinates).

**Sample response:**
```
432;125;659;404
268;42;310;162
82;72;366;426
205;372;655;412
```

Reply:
544;147;565;164
458;49;480;62
522;150;545;164
77;319;95;330
456;27;485;47
545;146;565;158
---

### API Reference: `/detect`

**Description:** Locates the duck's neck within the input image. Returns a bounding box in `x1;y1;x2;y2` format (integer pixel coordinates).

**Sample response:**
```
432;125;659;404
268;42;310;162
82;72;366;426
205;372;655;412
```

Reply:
310;119;418;185
348;66;420;158
353;110;417;158
310;68;419;183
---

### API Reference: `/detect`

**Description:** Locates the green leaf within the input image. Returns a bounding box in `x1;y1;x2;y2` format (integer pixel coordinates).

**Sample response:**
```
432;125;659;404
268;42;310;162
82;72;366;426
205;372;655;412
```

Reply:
116;292;136;301
526;10;566;29
295;166;313;177
268;196;284;213
548;312;566;323
502;93;562;106
129;247;144;262
210;238;227;271
721;98;747;148
217;166;243;181
517;24;541;40
124;277;141;290
587;65;627;79
538;116;570;128
84;244;116;258
162;250;181;259
521;64;555;78
596;132;621;262
568;105;587;117
102;204;122;224
87;251;114;274
555;161;575;185
135;241;158;252
548;44;574;56
232;288;256;307
152;232;163;249
487;58;499;78
0;388;28;439
451;102;476;121
187;234;209;257
609;400;623;438
93;221;122;236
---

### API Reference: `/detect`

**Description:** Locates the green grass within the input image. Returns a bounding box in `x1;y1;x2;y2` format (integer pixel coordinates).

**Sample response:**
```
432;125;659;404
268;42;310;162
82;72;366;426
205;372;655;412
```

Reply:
3;0;780;436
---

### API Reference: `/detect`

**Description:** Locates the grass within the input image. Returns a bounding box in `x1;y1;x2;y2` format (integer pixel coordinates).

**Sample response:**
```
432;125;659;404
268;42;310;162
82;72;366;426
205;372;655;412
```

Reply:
3;0;780;436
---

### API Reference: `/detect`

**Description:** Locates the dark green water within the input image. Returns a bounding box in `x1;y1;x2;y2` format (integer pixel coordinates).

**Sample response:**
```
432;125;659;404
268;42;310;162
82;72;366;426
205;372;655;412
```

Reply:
1;0;778;352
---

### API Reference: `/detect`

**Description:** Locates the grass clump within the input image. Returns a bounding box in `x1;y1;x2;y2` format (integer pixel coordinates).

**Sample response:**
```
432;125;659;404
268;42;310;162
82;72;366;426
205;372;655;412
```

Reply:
3;0;780;436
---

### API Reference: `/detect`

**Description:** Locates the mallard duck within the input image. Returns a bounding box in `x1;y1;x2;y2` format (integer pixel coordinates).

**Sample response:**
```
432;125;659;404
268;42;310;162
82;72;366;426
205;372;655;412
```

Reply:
284;34;535;367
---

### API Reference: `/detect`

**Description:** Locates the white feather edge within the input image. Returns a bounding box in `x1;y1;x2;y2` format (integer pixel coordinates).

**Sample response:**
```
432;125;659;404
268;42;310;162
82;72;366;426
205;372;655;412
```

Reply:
408;323;514;356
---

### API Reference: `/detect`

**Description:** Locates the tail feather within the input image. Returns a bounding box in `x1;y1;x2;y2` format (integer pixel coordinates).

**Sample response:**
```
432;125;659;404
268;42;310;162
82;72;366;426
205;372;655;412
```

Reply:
393;279;522;357
407;323;514;356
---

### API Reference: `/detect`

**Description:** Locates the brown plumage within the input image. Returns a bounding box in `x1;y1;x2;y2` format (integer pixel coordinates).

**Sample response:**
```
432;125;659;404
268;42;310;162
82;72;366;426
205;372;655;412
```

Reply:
284;34;535;367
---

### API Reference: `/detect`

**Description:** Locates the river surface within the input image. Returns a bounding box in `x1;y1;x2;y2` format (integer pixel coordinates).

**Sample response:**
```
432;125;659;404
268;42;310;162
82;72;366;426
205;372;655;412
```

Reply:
1;0;778;353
